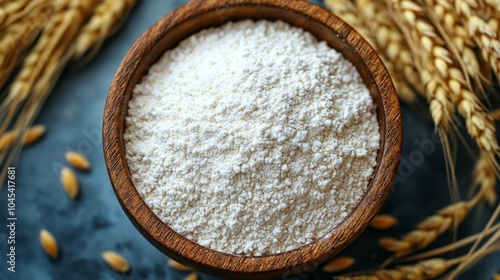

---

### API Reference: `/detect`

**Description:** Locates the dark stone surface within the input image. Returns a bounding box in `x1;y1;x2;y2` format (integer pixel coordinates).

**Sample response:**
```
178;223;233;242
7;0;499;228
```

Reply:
0;0;498;279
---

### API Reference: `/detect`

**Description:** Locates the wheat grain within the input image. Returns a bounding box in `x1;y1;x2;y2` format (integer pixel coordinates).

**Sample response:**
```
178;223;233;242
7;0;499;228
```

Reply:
65;151;91;170
0;0;30;28
370;214;398;230
102;251;129;272
494;273;500;280
168;259;192;271
74;0;136;60
61;167;79;199
184;273;198;280
23;124;46;145
474;0;499;28
40;229;58;259
482;0;500;20
0;131;18;152
323;256;355;273
383;58;418;104
421;70;455;131
466;15;500;80
0;125;45;151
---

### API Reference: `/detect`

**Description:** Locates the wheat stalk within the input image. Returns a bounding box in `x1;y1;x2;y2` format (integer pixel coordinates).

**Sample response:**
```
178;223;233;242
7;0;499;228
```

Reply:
74;0;136;60
447;213;500;279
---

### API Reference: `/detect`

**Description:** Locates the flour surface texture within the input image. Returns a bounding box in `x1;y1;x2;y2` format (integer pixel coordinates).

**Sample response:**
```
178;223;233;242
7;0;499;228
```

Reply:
124;20;380;256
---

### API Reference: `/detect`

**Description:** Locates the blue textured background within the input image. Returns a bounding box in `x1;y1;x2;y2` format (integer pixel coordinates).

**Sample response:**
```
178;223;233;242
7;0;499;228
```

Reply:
1;1;499;279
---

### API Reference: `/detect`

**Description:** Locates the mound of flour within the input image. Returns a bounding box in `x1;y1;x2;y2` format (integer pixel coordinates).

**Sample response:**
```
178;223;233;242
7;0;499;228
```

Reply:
124;20;380;256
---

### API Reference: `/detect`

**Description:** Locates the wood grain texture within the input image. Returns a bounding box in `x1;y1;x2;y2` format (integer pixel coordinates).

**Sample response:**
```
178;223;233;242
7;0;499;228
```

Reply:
102;0;402;279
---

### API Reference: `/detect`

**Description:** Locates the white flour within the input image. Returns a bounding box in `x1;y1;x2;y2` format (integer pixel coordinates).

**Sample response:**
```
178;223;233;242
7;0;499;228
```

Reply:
124;20;380;256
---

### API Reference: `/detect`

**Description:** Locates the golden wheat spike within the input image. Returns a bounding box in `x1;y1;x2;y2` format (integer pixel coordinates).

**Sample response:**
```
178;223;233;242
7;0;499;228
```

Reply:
0;0;100;185
423;0;482;88
448;0;500;82
0;0;30;28
74;0;136;60
390;0;499;153
0;1;54;89
355;0;424;95
378;192;481;257
324;0;418;104
337;258;460;280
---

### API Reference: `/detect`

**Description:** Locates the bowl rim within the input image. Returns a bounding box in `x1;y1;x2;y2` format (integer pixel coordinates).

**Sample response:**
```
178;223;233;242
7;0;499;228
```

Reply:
103;0;402;277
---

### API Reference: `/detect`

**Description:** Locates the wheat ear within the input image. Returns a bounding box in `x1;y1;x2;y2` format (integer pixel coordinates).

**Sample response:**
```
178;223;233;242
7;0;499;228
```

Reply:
0;0;99;184
381;0;455;131
324;0;372;43
0;1;54;89
337;257;461;280
0;0;30;28
338;244;500;280
468;16;500;82
378;191;482;257
472;151;498;205
392;0;499;153
480;0;499;22
324;0;417;104
355;0;424;95
399;222;500;262
74;0;136;60
483;0;500;12
451;0;500;82
423;0;482;87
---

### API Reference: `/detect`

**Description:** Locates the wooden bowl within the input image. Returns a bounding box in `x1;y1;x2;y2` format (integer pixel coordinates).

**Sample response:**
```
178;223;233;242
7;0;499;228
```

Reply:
103;0;402;279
